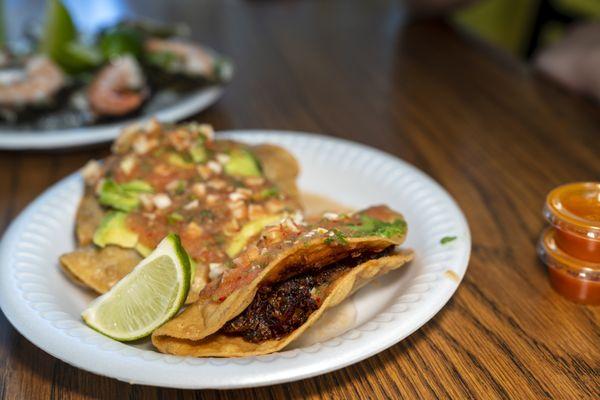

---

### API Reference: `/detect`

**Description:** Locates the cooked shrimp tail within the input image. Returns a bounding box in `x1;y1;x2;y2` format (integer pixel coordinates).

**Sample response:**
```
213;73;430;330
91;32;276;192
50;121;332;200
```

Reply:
144;38;219;80
87;55;148;117
0;55;66;110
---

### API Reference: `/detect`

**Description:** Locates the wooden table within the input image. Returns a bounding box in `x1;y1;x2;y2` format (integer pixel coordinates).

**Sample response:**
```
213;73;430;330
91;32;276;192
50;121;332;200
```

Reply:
1;0;599;398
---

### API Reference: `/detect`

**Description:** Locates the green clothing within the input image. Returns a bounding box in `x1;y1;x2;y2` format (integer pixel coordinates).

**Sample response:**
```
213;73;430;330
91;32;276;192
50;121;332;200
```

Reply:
454;0;600;57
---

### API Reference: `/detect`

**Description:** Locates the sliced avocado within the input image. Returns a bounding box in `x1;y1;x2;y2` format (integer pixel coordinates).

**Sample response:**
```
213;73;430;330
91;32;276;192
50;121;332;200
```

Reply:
120;180;153;193
98;179;152;212
93;212;139;249
224;148;262;178
167;152;193;168
98;179;139;212
135;242;153;257
225;214;285;258
167;212;184;224
189;144;208;164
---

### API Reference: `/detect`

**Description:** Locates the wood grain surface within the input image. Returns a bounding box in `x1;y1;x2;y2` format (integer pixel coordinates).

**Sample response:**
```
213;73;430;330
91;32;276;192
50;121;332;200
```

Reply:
1;0;599;398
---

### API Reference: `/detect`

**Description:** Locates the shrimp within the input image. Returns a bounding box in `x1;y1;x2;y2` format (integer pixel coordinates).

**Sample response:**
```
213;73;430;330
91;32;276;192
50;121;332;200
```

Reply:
145;38;216;79
0;56;65;108
87;55;147;117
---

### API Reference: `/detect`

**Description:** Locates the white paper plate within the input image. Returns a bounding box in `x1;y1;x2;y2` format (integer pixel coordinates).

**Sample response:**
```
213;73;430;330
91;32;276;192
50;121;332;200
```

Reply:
0;86;224;150
0;131;470;389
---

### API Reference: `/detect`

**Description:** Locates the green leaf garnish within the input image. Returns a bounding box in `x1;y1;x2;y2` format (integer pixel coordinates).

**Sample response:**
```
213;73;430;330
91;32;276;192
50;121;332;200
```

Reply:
349;215;407;239
99;25;143;59
440;236;457;245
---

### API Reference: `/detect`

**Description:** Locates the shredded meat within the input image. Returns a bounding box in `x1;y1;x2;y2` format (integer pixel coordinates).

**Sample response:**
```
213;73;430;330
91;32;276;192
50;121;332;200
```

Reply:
221;247;393;343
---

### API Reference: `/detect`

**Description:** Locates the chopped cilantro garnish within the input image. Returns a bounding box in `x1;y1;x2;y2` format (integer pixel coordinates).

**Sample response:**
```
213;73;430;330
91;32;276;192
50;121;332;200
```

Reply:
199;209;214;220
324;229;348;245
332;229;348;244
349;215;407;239
259;187;279;199
440;236;457;245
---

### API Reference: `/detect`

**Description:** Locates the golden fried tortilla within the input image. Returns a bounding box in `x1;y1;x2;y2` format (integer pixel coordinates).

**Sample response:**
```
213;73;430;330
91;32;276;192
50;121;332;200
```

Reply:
152;206;412;357
153;250;412;357
252;144;300;200
75;190;104;246
59;245;142;294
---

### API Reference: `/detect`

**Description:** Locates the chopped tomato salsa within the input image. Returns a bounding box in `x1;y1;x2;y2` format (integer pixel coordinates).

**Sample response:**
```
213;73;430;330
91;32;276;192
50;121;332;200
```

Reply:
89;120;301;269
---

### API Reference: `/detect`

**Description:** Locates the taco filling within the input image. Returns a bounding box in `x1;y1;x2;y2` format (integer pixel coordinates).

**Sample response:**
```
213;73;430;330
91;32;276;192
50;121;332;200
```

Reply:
221;247;394;343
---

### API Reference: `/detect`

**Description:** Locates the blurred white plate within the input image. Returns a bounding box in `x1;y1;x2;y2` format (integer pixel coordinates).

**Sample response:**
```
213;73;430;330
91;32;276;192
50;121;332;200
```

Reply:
0;131;470;389
0;86;224;150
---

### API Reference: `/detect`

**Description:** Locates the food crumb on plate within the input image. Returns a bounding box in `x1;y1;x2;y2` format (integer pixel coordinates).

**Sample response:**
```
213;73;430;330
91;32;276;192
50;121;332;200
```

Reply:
444;269;460;283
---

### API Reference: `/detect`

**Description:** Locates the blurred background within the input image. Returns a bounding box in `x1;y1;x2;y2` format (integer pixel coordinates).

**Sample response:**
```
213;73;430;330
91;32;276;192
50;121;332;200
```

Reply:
3;0;599;102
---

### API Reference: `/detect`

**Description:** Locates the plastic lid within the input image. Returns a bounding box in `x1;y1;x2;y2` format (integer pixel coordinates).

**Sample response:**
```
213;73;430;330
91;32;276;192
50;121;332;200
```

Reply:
544;182;600;239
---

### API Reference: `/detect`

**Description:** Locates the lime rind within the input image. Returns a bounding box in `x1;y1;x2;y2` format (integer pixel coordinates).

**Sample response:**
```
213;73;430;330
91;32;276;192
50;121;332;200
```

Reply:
82;233;191;341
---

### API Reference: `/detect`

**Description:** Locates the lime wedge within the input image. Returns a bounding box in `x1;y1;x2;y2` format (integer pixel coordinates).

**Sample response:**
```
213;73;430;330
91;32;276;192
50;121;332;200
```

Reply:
41;0;77;62
82;234;191;341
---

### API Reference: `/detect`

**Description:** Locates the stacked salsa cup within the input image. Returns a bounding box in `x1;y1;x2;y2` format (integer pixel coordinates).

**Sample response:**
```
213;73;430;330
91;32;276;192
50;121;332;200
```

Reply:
538;182;600;305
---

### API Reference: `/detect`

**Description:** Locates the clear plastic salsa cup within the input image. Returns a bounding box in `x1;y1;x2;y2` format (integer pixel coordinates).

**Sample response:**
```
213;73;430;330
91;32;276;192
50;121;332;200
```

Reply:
538;228;600;305
539;182;600;305
543;182;600;263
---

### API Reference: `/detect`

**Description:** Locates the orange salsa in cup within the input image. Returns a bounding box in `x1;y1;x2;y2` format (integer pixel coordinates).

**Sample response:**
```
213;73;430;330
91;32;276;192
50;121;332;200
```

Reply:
539;182;600;305
544;182;600;263
538;228;600;305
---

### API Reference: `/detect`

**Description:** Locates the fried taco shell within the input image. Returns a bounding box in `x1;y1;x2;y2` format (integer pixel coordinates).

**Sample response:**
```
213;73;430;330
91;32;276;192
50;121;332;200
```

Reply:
59;245;142;293
75;190;104;247
152;206;413;357
252;143;300;201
